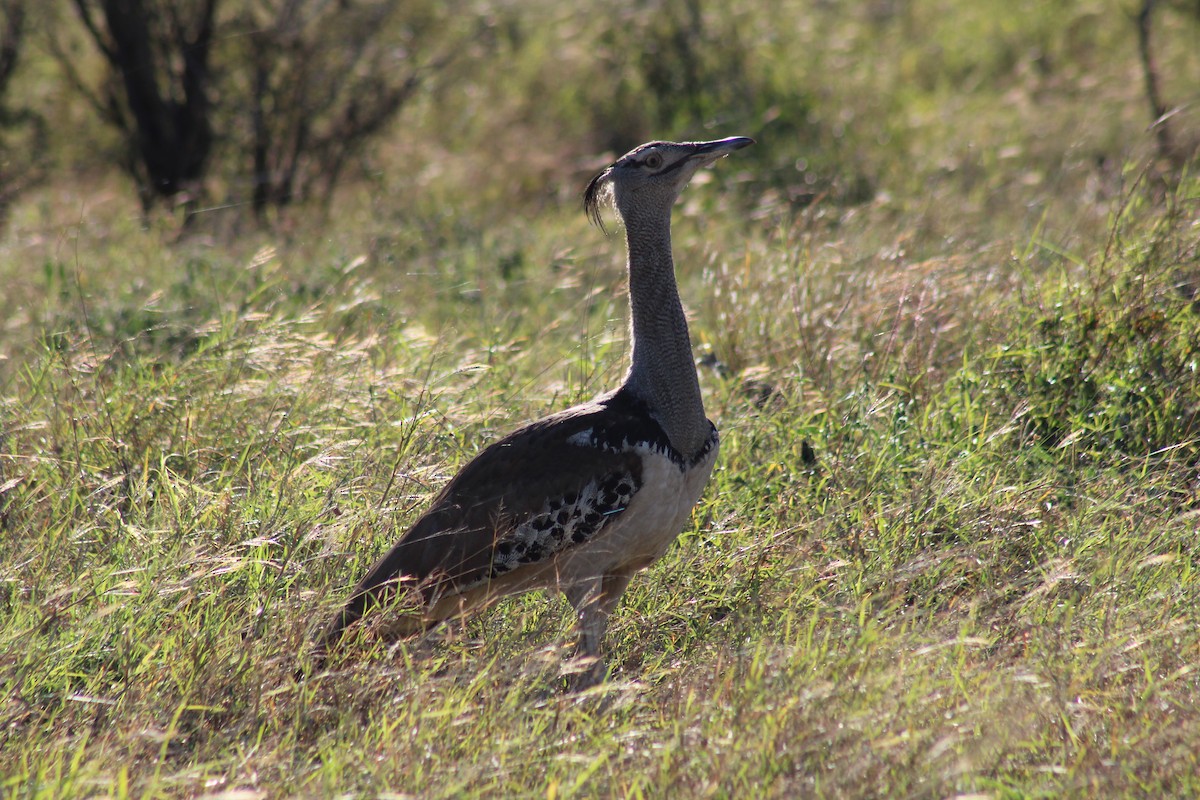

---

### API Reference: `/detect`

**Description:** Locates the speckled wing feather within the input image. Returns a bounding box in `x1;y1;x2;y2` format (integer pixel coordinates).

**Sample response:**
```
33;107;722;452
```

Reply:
319;389;668;651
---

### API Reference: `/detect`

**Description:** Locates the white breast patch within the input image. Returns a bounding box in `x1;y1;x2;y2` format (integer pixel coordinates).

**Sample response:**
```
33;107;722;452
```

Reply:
556;434;719;583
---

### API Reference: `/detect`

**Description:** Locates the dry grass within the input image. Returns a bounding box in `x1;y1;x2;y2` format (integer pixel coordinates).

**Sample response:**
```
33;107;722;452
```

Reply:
3;0;1200;797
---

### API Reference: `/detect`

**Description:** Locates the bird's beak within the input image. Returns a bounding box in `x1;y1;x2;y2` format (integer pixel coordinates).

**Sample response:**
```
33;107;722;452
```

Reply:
688;136;755;163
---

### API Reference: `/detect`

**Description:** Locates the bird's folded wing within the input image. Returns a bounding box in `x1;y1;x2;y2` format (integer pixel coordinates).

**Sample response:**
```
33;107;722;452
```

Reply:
346;403;647;605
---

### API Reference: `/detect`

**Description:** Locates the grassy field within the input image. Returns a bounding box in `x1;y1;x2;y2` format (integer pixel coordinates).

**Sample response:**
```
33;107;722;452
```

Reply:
3;0;1200;797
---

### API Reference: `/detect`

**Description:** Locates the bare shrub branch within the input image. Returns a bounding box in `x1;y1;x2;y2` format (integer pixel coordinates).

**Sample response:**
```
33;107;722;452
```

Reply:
0;0;46;224
0;0;25;96
225;0;476;220
57;0;482;222
1136;0;1200;167
1136;0;1175;162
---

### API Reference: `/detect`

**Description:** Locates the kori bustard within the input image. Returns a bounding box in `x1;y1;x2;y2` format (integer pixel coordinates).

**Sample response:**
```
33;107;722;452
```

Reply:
314;136;754;685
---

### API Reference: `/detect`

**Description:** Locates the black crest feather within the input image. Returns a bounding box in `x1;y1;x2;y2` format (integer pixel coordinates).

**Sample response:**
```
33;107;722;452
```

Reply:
583;167;612;234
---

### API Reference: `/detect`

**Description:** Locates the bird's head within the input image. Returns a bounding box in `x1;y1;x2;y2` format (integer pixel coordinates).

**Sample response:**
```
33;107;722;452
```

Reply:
584;136;754;231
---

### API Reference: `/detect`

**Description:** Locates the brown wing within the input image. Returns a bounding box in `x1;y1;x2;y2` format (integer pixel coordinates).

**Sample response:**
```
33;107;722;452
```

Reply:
317;398;648;654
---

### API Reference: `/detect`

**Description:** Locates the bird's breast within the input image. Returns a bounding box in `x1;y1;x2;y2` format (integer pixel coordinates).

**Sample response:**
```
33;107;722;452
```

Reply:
558;426;719;580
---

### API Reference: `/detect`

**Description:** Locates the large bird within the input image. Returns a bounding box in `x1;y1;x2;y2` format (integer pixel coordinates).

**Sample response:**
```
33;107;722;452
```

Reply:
314;137;754;685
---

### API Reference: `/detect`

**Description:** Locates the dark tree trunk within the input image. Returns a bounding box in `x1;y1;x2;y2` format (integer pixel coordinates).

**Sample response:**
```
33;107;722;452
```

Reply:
73;0;218;210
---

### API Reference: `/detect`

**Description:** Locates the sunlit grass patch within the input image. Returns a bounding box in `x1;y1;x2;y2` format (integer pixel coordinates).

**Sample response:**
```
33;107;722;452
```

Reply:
3;0;1200;795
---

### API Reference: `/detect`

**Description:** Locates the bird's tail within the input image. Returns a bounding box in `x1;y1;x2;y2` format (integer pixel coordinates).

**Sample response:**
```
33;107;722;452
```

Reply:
308;603;364;667
300;570;419;675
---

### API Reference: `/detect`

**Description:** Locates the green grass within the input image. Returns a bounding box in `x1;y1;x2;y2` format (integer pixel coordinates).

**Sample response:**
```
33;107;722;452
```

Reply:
3;0;1200;797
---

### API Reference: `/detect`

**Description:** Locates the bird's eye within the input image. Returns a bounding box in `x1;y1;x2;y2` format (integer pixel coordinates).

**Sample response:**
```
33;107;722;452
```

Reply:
644;153;663;170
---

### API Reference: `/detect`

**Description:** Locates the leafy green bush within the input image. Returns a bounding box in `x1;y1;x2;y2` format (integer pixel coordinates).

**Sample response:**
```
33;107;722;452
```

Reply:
961;181;1200;461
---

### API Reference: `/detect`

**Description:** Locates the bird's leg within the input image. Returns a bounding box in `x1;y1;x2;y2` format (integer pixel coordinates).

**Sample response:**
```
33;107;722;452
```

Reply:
564;573;633;689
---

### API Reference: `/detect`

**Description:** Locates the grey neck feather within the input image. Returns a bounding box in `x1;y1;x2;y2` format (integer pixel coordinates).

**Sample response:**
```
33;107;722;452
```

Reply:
619;203;709;460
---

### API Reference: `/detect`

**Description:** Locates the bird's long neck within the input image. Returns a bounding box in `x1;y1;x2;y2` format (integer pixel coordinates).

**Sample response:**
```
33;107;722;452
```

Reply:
620;206;709;459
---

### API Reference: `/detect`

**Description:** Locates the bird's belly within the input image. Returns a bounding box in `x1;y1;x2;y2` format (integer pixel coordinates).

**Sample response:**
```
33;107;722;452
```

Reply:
556;442;718;582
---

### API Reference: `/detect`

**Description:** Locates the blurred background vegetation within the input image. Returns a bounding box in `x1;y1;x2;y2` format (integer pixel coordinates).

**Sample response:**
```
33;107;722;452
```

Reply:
0;0;1196;227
